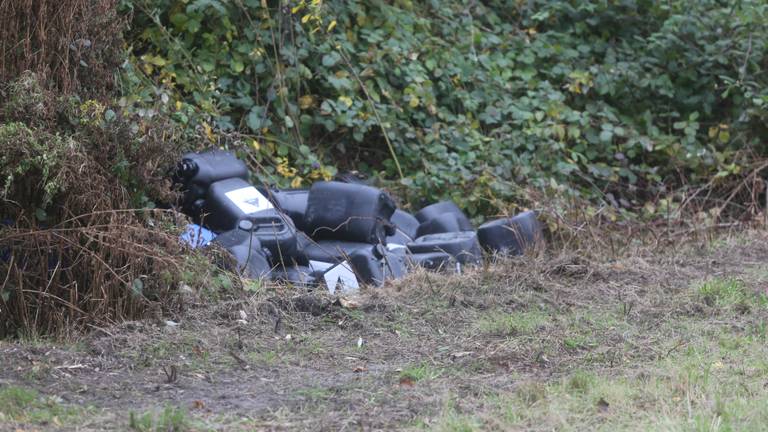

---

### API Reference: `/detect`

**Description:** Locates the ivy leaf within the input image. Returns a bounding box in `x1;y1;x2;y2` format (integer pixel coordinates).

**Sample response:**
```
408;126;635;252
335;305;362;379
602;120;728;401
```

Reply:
338;95;353;108
322;52;341;67
599;130;614;143
230;58;245;73
246;106;269;132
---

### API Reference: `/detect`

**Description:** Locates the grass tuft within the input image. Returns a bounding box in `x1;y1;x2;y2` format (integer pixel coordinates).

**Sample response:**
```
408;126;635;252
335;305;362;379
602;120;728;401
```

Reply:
475;309;549;337
697;277;765;309
128;405;195;432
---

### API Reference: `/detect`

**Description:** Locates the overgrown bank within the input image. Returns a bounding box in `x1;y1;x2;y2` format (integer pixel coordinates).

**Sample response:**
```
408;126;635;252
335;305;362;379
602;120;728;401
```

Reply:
1;0;767;338
125;0;768;216
0;1;209;336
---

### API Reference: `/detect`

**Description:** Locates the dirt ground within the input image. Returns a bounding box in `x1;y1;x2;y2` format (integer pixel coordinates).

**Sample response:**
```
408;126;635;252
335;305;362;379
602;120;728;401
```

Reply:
2;230;768;431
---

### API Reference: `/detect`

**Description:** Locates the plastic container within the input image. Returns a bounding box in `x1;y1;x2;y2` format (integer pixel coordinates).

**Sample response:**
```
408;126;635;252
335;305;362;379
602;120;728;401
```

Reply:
175;150;249;215
477;211;542;256
415;201;471;225
415;213;473;237
304;181;396;243
271;264;318;286
203;177;275;232
408;251;454;271
347;244;408;286
237;211;299;264
263;188;309;231
212;229;271;279
386;209;420;246
407;231;482;264
301;239;373;263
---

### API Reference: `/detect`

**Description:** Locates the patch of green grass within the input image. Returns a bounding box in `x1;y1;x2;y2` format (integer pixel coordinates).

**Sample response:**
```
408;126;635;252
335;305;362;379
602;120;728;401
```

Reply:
247;349;279;366
697;277;764;308
0;386;86;427
475;309;549;337
128;405;199;432
421;400;482;432
295;386;333;401
566;370;595;394
563;334;595;350
483;323;768;431
399;362;444;383
431;411;481;432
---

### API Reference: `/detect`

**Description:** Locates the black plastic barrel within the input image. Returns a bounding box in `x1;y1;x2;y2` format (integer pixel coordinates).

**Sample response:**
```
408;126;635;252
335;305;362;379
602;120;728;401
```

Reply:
407;231;482;265
176;150;249;215
304;181;396;243
263;188;310;231
212;229;271;279
203;178;276;232
477;211;542;256
386;209;420;246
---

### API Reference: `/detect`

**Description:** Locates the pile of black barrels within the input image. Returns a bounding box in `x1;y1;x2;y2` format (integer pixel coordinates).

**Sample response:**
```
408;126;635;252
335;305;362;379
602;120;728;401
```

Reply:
175;150;543;293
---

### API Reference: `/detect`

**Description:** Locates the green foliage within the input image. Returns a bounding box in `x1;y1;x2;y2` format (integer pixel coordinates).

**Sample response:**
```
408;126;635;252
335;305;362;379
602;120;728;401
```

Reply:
0;386;85;426
476;309;550;336
0;122;69;213
129;405;195;432
124;0;768;215
399;361;444;382
697;277;766;309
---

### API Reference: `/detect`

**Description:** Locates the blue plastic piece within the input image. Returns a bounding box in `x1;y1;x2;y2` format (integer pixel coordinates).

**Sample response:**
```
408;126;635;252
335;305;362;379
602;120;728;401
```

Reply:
180;224;217;249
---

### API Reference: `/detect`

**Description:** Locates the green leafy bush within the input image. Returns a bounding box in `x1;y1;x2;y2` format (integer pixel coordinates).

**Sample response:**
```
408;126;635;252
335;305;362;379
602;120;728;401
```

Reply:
123;0;768;216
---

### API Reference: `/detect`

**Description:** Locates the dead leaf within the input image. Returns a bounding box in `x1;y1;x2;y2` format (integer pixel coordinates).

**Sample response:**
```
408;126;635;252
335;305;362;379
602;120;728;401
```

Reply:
450;351;474;360
338;296;360;309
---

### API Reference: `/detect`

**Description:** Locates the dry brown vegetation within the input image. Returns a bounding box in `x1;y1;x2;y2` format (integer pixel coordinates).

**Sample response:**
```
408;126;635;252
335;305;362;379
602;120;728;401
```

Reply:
0;0;124;96
0;69;200;337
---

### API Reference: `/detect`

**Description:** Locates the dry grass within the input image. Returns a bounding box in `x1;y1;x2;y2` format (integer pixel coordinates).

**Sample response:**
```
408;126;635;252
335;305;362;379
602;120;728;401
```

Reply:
0;73;200;338
0;0;124;96
2;228;766;430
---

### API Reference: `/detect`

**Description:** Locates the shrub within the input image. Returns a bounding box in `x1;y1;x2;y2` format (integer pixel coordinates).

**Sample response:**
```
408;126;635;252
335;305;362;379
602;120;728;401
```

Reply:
0;74;201;337
124;0;768;216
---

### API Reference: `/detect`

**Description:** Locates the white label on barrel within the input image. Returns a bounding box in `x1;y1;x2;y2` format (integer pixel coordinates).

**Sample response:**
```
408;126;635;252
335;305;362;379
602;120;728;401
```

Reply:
225;186;274;214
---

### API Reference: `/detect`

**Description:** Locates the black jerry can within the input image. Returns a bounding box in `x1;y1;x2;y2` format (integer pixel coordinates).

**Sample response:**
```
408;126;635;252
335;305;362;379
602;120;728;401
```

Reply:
477;211;543;256
262;188;310;232
304;181;396;244
300;239;374;264
236;211;299;265
203;177;276;232
415;201;472;225
175;150;249;214
386;209;420;246
407;231;482;265
415;212;473;237
212;230;271;279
